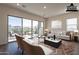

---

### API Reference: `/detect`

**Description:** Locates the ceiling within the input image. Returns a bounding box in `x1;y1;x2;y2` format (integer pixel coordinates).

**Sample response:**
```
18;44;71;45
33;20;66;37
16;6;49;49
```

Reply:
5;3;79;18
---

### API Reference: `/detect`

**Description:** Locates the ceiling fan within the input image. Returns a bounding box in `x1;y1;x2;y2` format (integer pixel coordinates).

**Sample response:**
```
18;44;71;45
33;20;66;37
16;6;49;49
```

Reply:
66;3;78;12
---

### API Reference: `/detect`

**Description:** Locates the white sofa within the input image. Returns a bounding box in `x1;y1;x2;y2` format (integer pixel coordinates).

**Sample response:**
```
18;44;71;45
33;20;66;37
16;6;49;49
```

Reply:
57;35;70;40
57;31;75;41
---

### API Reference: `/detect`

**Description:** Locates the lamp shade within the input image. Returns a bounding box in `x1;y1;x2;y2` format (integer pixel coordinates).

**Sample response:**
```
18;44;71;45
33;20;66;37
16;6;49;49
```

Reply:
45;29;49;32
74;30;78;32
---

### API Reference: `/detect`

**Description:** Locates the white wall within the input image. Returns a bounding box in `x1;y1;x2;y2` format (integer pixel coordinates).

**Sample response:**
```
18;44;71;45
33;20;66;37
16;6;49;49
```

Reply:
47;12;79;34
0;4;45;45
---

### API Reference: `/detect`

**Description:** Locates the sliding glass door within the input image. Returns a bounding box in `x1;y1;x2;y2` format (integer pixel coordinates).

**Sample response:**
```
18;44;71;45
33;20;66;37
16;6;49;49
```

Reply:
39;22;44;36
23;19;32;38
8;15;44;43
32;20;39;37
32;21;44;37
8;16;22;42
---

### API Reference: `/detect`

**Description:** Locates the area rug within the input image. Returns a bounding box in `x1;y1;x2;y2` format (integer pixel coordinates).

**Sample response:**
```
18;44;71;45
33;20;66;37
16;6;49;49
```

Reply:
39;41;74;55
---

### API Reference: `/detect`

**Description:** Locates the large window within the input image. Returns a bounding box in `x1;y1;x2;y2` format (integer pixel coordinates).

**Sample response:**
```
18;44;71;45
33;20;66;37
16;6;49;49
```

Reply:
39;22;44;36
23;19;32;38
8;16;44;42
67;18;77;31
8;16;22;42
32;21;39;37
52;20;62;29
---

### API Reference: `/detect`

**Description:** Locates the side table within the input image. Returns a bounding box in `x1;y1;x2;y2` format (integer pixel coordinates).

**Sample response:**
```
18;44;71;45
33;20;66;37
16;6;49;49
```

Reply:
74;36;78;42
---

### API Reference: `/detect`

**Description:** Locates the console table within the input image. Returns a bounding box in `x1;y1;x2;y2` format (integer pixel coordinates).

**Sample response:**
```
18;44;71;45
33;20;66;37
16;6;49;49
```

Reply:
74;35;78;42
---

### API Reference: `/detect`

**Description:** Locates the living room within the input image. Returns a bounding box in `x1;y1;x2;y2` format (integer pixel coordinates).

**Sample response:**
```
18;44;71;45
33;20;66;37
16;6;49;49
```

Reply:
0;3;79;55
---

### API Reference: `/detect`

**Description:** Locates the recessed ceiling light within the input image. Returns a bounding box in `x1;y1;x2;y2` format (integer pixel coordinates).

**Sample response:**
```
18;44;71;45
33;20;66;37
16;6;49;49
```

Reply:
17;3;20;6
43;6;46;9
